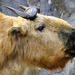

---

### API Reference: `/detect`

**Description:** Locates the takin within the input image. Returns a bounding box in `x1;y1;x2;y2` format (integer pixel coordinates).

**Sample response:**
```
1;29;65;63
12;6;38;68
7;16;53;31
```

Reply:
0;5;75;75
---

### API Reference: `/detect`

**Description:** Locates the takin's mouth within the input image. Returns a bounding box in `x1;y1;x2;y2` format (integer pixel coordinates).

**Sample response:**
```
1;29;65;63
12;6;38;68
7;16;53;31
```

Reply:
65;43;75;57
65;38;75;57
65;49;75;57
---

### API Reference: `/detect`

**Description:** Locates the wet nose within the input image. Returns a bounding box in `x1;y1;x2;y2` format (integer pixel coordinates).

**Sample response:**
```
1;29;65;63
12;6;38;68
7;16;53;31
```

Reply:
66;32;75;51
69;32;75;40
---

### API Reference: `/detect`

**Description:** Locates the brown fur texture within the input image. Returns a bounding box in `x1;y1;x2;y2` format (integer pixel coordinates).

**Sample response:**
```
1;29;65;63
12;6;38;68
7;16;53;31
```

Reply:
0;13;74;75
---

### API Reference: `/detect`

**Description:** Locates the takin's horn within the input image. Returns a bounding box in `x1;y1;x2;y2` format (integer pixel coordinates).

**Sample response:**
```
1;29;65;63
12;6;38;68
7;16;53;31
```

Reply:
5;6;40;20
19;5;40;13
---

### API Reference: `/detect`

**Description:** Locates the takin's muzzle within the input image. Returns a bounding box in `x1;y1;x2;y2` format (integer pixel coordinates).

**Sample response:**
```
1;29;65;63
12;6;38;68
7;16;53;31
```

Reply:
65;32;75;57
58;27;75;57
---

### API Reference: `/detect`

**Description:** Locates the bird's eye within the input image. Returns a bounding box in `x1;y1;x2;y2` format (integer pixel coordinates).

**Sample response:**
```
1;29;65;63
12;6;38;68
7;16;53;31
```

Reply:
37;25;45;31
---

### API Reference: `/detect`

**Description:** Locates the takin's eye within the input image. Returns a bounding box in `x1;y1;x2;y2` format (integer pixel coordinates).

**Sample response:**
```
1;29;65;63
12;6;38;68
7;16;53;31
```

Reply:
36;25;45;31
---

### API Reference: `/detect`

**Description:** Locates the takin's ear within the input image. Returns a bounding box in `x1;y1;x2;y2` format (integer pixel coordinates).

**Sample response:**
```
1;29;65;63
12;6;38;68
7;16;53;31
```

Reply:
8;26;27;36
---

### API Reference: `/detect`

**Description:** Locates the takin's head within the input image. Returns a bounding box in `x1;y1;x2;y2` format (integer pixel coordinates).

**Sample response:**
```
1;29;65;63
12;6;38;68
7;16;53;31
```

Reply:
6;6;75;70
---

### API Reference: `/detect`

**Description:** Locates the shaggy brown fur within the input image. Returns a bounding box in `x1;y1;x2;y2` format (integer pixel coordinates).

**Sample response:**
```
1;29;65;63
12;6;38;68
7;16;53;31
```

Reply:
0;13;75;75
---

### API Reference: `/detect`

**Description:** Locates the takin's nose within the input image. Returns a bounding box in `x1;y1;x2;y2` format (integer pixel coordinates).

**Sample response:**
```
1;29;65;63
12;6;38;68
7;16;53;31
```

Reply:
65;32;75;57
69;32;75;40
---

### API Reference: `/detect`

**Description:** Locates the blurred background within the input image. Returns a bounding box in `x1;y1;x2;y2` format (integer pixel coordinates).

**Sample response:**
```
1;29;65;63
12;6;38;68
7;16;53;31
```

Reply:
0;0;75;75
